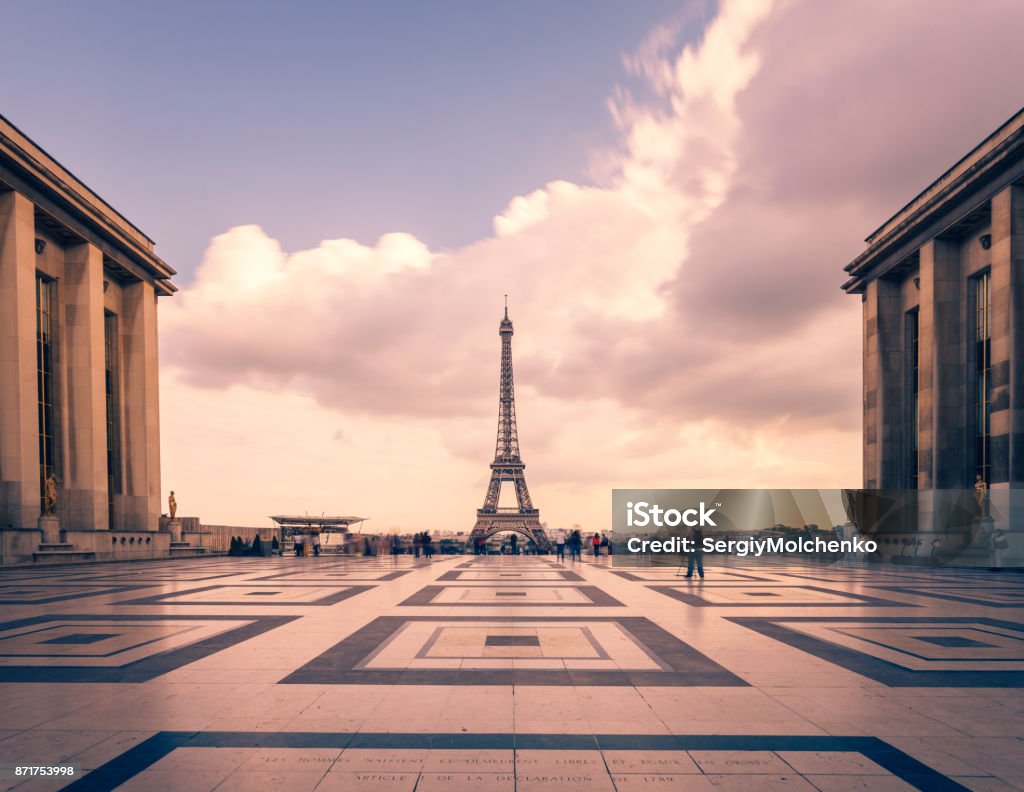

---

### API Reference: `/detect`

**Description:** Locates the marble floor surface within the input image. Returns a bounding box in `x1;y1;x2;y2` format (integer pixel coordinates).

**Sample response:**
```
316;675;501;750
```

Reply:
0;553;1021;791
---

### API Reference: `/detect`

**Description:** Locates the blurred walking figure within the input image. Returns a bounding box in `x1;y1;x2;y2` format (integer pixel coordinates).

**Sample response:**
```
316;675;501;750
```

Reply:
510;533;518;555
592;533;601;557
555;529;566;561
413;532;422;559
685;525;705;578
570;529;582;560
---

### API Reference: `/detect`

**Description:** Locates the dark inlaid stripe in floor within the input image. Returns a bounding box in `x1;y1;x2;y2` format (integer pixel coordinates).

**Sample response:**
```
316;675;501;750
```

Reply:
66;731;969;792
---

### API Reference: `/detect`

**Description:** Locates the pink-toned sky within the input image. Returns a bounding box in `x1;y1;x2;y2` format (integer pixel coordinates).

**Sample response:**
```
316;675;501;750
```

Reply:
157;0;1024;533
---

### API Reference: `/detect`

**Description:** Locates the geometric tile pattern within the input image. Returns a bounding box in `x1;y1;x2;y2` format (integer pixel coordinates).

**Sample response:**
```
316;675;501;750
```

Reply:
729;615;1024;686
0;614;296;682
120;584;373;607
612;569;775;581
649;584;909;607
399;584;624;607
0;584;149;604
0;554;1020;790
877;586;1024;608
281;615;747;686
254;569;412;582
438;569;585;582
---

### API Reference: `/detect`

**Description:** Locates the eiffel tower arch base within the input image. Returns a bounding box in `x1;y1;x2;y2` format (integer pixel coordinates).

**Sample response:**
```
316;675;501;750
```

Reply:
469;512;551;552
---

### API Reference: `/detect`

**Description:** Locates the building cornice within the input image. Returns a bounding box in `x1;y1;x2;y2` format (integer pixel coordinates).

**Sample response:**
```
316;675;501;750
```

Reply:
843;106;1024;294
0;114;176;295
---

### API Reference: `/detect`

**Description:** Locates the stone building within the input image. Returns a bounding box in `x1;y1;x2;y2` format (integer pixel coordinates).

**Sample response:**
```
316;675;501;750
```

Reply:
0;115;176;564
843;108;1023;541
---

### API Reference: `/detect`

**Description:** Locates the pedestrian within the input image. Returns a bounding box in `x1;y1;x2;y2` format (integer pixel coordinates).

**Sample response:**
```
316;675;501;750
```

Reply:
555;528;566;561
423;532;433;559
600;533;609;556
413;532;422;559
592;533;601;557
293;532;305;557
570;529;582;560
312;532;321;557
686;525;705;578
991;527;1008;571
510;533;518;556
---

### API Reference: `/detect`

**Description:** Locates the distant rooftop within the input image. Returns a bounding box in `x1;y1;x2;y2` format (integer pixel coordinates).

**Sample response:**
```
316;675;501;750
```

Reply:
269;516;367;530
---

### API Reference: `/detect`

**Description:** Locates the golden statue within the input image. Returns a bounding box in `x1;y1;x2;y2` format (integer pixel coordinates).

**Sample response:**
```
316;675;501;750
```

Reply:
43;473;61;515
168;491;177;520
974;475;988;518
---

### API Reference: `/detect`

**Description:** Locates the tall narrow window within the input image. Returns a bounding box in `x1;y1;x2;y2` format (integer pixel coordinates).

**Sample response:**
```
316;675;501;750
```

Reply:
36;273;58;511
974;270;992;485
907;309;919;489
104;312;122;530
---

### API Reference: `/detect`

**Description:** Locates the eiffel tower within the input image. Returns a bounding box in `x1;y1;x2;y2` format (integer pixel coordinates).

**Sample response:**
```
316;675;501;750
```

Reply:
469;302;551;552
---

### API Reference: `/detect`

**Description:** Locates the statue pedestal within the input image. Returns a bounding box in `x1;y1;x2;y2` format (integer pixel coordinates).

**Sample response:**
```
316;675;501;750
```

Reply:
38;514;61;545
167;519;182;543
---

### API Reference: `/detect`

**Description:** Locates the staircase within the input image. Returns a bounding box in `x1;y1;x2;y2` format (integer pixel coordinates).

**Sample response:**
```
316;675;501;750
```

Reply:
170;541;207;557
33;543;96;564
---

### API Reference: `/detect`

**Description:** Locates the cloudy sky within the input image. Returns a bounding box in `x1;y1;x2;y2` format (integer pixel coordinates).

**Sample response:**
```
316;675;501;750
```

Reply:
5;0;1024;532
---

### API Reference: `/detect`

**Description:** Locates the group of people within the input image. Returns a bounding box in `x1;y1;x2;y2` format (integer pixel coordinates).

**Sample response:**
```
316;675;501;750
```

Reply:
412;531;434;559
551;529;612;560
291;532;321;556
384;532;436;557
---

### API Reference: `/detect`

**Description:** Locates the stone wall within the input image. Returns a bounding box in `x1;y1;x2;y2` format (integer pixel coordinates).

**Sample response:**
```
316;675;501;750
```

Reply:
158;517;276;553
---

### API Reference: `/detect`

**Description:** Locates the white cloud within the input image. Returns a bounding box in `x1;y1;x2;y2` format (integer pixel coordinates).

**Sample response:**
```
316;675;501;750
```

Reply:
161;0;1024;530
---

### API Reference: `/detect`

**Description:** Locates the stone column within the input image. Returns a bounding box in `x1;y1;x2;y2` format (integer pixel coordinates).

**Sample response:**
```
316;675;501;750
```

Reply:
918;238;964;490
990;185;1024;550
862;277;903;488
62;242;108;530
0;192;40;530
122;280;161;532
990;185;1023;488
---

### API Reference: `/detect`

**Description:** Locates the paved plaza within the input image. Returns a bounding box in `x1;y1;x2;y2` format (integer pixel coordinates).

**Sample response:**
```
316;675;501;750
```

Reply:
0;554;1021;791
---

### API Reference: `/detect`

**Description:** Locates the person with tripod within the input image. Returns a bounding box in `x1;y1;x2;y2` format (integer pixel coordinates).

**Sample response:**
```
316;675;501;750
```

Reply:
685;525;705;578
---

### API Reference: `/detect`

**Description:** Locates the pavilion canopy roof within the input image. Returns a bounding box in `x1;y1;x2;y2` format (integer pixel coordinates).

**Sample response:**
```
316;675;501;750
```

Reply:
269;516;367;531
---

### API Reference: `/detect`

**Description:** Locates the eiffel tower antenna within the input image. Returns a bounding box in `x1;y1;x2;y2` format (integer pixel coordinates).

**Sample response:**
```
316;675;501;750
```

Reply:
469;303;551;552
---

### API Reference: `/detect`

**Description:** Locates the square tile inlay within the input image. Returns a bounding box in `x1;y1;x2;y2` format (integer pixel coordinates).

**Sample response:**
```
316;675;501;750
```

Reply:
915;635;994;648
121;584;372;607
399;585;624;607
40;632;120;645
0;614;297;682
730;616;1024;686
281;615;746;686
485;635;540;647
651;585;905;608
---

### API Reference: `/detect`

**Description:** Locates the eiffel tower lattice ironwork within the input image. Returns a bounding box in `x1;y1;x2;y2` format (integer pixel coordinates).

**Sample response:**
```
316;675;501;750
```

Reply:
469;303;551;551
